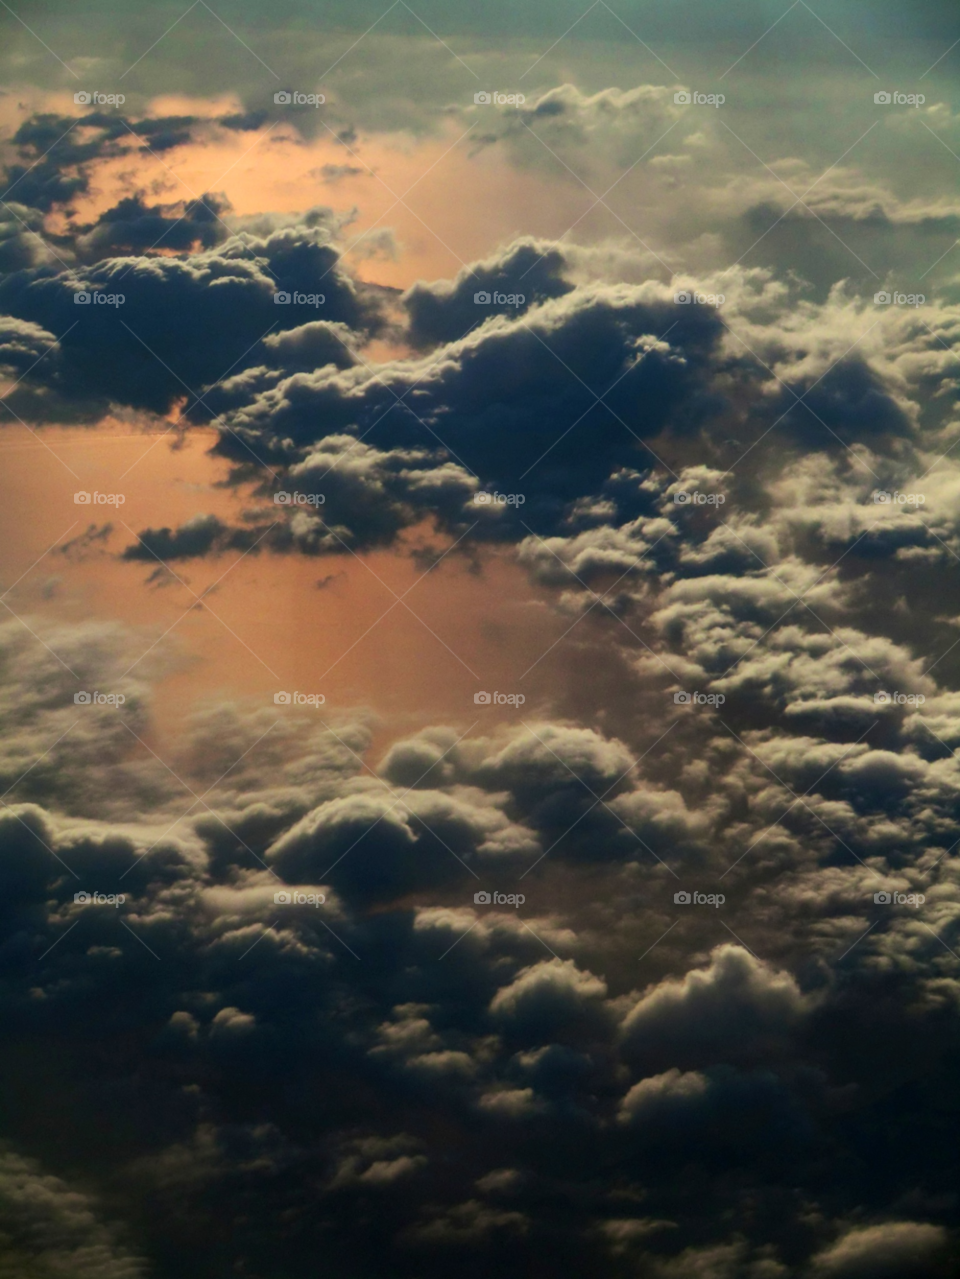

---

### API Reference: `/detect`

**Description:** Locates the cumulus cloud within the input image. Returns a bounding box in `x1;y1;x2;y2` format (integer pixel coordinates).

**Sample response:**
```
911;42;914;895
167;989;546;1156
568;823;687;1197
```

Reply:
0;1149;145;1279
0;218;382;422
620;947;809;1073
809;1222;950;1278
5;26;960;1276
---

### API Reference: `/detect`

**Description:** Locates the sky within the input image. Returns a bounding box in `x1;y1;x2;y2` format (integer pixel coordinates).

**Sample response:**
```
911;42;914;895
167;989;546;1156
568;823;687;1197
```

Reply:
1;2;960;1277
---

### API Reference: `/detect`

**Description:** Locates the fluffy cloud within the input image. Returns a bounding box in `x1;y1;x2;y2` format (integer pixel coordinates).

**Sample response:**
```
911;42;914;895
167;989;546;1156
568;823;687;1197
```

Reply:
0;219;382;421
0;1149;145;1279
4;29;960;1274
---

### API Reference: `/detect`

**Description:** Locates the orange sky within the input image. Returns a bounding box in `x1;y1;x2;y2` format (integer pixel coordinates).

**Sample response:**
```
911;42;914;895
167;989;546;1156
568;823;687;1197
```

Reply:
0;420;577;759
21;91;597;289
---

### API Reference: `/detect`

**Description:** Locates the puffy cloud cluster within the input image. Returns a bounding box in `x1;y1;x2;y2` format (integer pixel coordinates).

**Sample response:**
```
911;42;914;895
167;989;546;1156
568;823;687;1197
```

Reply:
0;218;382;422
4;50;960;1276
0;609;958;1274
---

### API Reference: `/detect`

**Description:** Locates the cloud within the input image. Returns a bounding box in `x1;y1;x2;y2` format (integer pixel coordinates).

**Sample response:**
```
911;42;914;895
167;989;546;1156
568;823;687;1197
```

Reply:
0;219;383;421
809;1222;950;1278
402;237;574;348
620;946;809;1073
73;193;232;262
0;1148;145;1279
0;610;959;1274
5;36;960;1273
489;958;610;1043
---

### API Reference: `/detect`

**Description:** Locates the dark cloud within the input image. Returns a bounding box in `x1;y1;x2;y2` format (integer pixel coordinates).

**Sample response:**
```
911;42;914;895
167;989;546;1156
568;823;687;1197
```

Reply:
0;221;383;421
809;1222;951;1278
121;513;230;562
0;1148;146;1279
0;110;271;216
2;112;197;213
207;268;726;547
0;614;959;1276
74;193;232;262
402;238;575;348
